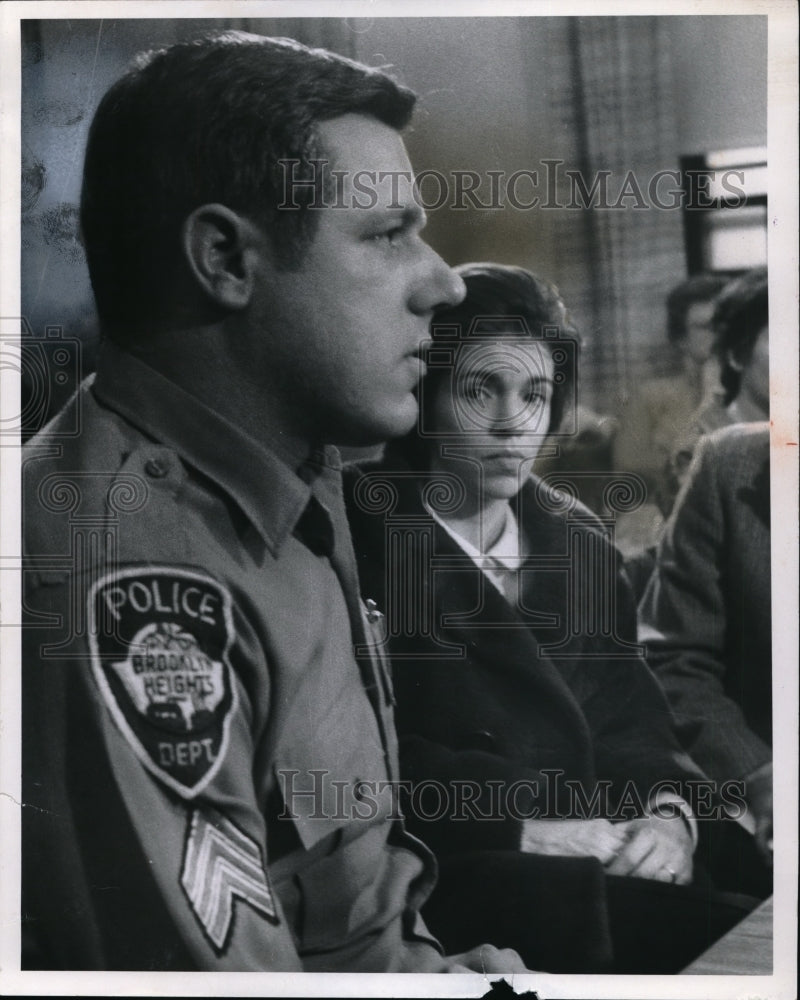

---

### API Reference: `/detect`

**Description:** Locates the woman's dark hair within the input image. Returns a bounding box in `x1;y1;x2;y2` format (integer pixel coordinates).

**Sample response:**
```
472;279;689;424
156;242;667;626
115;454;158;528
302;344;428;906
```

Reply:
80;31;415;339
711;267;769;403
389;263;580;468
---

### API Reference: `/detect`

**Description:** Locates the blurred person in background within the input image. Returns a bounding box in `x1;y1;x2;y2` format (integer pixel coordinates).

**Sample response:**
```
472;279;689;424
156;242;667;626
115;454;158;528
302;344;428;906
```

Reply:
616;269;768;600
670;266;769;492
614;274;729;526
639;422;772;897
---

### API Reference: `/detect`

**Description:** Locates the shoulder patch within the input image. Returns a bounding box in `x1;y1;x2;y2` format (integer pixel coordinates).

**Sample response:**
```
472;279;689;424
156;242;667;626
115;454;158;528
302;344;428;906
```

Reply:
88;567;238;798
181;806;278;953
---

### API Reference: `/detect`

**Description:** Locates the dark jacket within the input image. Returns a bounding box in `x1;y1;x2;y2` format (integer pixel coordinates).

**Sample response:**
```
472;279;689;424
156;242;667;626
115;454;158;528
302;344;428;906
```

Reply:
346;458;706;970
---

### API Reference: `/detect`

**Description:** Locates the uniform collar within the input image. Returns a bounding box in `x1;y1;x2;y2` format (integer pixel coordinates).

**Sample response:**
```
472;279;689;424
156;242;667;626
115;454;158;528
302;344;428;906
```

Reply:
92;340;343;554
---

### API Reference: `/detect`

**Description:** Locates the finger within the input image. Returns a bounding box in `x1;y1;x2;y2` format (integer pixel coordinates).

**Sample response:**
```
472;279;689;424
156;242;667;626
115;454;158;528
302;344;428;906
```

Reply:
563;821;628;865
605;826;657;876
496;948;530;973
630;839;693;884
523;818;628;861
590;837;627;866
628;843;673;881
457;945;528;974
659;856;692;884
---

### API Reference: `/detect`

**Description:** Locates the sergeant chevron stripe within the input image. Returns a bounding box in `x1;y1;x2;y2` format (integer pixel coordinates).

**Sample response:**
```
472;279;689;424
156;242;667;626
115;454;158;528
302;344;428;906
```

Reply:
181;807;277;952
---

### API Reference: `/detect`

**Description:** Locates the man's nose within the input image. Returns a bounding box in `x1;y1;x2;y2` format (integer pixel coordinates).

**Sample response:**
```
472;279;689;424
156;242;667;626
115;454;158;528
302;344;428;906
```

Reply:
408;246;466;316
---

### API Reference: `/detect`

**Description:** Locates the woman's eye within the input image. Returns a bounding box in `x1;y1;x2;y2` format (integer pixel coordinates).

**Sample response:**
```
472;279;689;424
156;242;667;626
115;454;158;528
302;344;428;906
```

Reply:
525;384;550;405
461;379;488;402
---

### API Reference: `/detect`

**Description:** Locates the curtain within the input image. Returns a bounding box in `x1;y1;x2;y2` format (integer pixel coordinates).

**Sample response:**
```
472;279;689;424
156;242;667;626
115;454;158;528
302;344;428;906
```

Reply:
539;17;685;413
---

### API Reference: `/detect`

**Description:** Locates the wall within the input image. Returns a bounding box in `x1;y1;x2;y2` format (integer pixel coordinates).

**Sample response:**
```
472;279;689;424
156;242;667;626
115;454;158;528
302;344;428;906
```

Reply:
667;15;767;154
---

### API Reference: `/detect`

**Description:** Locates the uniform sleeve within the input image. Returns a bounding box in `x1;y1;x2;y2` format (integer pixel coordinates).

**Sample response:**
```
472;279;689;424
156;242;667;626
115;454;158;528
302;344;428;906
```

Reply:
638;439;771;781
22;569;303;971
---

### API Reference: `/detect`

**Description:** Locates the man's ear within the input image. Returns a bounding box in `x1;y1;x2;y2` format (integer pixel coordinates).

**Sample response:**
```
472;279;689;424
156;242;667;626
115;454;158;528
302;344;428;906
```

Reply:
181;204;267;310
726;348;744;372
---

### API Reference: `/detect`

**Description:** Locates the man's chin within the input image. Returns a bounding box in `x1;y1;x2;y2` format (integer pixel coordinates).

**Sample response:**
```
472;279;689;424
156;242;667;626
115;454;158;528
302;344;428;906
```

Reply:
332;407;418;453
360;401;419;446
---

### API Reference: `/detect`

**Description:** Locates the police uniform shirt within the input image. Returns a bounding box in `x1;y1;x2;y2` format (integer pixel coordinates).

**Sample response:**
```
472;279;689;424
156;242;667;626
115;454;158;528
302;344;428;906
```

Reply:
22;340;443;972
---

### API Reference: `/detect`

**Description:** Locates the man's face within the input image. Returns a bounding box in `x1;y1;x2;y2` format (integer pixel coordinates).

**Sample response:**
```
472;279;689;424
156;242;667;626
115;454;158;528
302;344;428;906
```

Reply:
250;113;465;449
683;300;716;364
426;337;555;503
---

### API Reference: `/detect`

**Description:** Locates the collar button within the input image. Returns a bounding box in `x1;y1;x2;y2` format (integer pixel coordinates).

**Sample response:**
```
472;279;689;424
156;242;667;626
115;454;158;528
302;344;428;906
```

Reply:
144;457;168;479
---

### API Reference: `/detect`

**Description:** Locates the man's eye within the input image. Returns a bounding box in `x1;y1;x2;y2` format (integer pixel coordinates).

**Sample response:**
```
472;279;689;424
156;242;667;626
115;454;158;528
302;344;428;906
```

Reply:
371;226;404;245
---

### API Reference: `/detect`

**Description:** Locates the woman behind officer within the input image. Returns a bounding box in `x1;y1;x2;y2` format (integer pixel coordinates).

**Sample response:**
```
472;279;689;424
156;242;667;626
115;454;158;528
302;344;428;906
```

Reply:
346;263;760;974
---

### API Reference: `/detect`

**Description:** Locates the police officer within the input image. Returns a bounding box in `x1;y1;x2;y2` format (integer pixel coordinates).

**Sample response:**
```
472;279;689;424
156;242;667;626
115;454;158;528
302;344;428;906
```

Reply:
22;31;525;974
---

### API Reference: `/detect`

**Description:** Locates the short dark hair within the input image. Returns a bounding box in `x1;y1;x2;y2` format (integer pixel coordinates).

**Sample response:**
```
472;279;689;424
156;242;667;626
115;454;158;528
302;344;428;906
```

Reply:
389;263;579;468
665;274;729;344
711;267;769;403
80;31;416;339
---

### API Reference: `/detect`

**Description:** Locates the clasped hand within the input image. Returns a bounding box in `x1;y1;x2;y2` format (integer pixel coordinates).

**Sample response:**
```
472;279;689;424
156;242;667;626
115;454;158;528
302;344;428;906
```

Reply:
520;814;693;884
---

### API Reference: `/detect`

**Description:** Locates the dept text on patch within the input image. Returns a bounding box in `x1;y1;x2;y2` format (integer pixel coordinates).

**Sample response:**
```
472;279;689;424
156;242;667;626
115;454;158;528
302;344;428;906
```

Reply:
88;567;238;799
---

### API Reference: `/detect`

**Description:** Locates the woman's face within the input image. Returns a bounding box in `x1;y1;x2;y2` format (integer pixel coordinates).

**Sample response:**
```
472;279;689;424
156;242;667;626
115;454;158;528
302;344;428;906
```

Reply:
425;336;556;503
